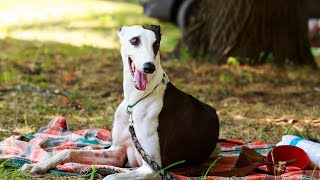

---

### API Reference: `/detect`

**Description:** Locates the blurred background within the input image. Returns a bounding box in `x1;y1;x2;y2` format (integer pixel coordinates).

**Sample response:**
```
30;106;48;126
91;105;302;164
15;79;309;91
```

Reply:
0;0;320;148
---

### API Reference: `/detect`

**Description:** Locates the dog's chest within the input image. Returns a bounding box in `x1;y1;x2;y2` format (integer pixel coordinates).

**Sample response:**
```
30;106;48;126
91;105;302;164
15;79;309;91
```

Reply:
129;91;165;165
131;95;163;133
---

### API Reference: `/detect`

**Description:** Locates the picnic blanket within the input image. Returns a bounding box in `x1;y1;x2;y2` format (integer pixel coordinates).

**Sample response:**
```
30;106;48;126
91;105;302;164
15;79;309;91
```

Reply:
0;117;319;179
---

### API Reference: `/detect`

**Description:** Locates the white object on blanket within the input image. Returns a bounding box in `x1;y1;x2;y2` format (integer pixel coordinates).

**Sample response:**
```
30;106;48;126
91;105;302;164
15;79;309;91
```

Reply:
277;135;320;169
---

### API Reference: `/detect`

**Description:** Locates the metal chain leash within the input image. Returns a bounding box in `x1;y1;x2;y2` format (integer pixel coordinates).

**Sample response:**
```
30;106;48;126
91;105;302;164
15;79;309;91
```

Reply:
129;116;174;180
125;74;175;179
127;111;175;180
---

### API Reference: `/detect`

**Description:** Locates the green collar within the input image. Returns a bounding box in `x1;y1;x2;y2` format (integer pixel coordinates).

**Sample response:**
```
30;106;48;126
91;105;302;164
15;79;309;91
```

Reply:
126;73;166;113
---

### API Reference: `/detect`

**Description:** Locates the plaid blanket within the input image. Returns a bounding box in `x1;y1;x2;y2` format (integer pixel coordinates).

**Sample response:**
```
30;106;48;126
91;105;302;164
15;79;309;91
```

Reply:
0;117;319;179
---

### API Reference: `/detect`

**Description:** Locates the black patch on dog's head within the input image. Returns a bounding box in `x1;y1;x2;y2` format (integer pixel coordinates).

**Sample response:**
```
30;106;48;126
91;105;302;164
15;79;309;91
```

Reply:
143;25;161;57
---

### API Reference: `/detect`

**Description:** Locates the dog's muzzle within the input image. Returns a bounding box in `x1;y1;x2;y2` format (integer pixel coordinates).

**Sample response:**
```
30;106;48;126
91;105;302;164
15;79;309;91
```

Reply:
143;62;156;74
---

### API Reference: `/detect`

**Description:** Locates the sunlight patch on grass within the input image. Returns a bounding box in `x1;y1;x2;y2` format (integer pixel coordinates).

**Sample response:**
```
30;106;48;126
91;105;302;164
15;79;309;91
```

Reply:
0;0;175;49
13;126;35;135
0;0;138;26
7;29;116;49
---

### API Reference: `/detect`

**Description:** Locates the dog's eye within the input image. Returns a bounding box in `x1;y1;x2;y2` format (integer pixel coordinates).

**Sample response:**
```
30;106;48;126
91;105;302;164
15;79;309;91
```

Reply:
130;37;140;46
153;41;160;56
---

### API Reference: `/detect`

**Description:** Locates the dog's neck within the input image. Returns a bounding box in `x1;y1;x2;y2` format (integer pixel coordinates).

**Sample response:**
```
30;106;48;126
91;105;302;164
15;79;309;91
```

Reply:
122;55;166;106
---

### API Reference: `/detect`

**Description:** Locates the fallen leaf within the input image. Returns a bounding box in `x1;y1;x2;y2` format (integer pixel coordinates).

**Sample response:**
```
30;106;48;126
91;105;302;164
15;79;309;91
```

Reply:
293;125;305;132
61;97;70;104
64;71;75;84
288;119;297;124
313;119;320;123
233;115;245;120
314;86;320;92
74;104;84;110
275;118;287;122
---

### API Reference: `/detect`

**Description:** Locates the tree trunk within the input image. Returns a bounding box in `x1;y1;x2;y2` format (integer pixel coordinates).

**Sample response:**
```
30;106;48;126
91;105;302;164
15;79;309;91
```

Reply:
183;0;317;67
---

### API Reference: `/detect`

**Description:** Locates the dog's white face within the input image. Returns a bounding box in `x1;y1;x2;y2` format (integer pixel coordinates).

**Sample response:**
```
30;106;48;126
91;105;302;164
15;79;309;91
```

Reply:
117;25;161;91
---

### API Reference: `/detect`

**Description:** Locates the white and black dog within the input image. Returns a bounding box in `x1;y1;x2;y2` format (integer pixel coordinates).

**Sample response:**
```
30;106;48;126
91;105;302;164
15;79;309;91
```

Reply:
20;25;219;179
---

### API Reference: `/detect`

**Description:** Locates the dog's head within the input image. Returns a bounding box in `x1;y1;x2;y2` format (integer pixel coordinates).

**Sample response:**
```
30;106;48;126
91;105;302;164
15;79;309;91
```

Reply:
117;25;161;91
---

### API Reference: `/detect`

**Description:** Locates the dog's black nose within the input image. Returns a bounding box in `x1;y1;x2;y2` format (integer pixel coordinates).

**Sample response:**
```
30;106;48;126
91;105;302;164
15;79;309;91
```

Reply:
143;62;156;74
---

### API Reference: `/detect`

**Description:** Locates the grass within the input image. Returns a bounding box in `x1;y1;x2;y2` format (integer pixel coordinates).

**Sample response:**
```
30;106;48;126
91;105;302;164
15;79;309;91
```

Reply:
0;161;30;179
0;0;320;179
90;166;96;180
201;157;221;180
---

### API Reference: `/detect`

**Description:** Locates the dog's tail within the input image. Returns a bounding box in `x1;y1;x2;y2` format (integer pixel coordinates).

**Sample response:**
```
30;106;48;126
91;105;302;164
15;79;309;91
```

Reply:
209;143;221;158
210;139;246;158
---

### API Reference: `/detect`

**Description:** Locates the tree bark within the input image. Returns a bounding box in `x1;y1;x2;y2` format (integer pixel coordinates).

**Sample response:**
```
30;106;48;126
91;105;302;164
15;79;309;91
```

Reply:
183;0;317;67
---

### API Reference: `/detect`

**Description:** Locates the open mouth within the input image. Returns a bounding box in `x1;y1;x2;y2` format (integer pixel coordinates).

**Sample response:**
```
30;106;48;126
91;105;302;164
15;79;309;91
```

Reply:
128;57;148;91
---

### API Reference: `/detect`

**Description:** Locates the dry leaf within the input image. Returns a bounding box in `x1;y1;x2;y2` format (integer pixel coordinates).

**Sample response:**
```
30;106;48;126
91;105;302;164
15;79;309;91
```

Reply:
288;119;297;124
61;97;70;104
313;119;320;123
64;71;75;84
275;118;287;122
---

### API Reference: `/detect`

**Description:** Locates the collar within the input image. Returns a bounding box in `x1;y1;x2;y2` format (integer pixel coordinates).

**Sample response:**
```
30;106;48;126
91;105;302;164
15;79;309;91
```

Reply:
126;73;166;114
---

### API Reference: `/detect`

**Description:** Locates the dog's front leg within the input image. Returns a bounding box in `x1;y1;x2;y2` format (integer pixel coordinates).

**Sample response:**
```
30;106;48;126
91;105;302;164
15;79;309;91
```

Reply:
20;101;131;174
19;149;71;174
103;161;160;180
20;146;127;174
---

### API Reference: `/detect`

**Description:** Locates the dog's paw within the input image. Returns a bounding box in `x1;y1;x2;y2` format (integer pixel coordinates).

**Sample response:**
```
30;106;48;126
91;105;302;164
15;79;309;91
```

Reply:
19;163;35;172
103;174;121;180
29;164;48;174
103;173;161;180
19;163;50;174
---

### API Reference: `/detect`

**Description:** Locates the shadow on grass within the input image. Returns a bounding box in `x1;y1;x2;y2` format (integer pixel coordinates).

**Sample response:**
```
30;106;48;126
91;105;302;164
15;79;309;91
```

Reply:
0;38;123;138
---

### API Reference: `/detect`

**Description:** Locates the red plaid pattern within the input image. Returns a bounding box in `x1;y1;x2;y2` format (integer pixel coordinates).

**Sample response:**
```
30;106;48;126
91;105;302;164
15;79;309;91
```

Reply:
0;117;319;179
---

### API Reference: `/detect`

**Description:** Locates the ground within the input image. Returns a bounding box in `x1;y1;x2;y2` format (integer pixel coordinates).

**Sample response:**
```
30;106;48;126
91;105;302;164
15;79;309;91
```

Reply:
0;0;320;179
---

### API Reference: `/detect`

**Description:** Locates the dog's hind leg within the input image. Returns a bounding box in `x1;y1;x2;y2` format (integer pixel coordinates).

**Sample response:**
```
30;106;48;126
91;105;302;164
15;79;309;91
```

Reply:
103;162;160;180
20;100;131;174
20;146;127;174
209;143;221;158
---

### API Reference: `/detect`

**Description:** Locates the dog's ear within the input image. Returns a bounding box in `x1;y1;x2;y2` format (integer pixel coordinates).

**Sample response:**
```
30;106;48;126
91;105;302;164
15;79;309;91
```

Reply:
150;25;161;38
117;26;127;38
143;25;161;42
143;25;161;56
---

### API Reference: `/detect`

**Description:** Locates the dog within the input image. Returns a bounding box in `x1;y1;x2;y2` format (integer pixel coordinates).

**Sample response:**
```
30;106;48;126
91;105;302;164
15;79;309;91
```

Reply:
20;25;220;179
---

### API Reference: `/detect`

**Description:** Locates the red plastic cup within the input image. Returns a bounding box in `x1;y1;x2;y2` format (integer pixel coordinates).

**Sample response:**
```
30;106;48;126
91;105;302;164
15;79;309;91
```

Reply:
266;145;309;175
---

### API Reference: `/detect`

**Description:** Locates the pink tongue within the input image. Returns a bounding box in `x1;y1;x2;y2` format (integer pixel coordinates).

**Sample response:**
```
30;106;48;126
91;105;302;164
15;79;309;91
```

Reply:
134;68;147;91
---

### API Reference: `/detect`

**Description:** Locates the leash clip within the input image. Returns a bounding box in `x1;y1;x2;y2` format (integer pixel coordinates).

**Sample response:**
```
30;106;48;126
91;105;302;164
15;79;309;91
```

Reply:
126;106;132;115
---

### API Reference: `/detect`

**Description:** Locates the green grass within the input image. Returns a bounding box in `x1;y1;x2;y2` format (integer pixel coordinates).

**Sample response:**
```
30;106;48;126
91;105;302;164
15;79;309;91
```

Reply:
90;165;96;180
201;157;221;180
0;0;320;179
0;160;30;179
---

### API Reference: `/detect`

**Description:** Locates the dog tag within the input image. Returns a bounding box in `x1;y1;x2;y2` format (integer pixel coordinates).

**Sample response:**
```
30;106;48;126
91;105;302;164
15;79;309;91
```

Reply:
126;107;134;125
128;113;133;125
